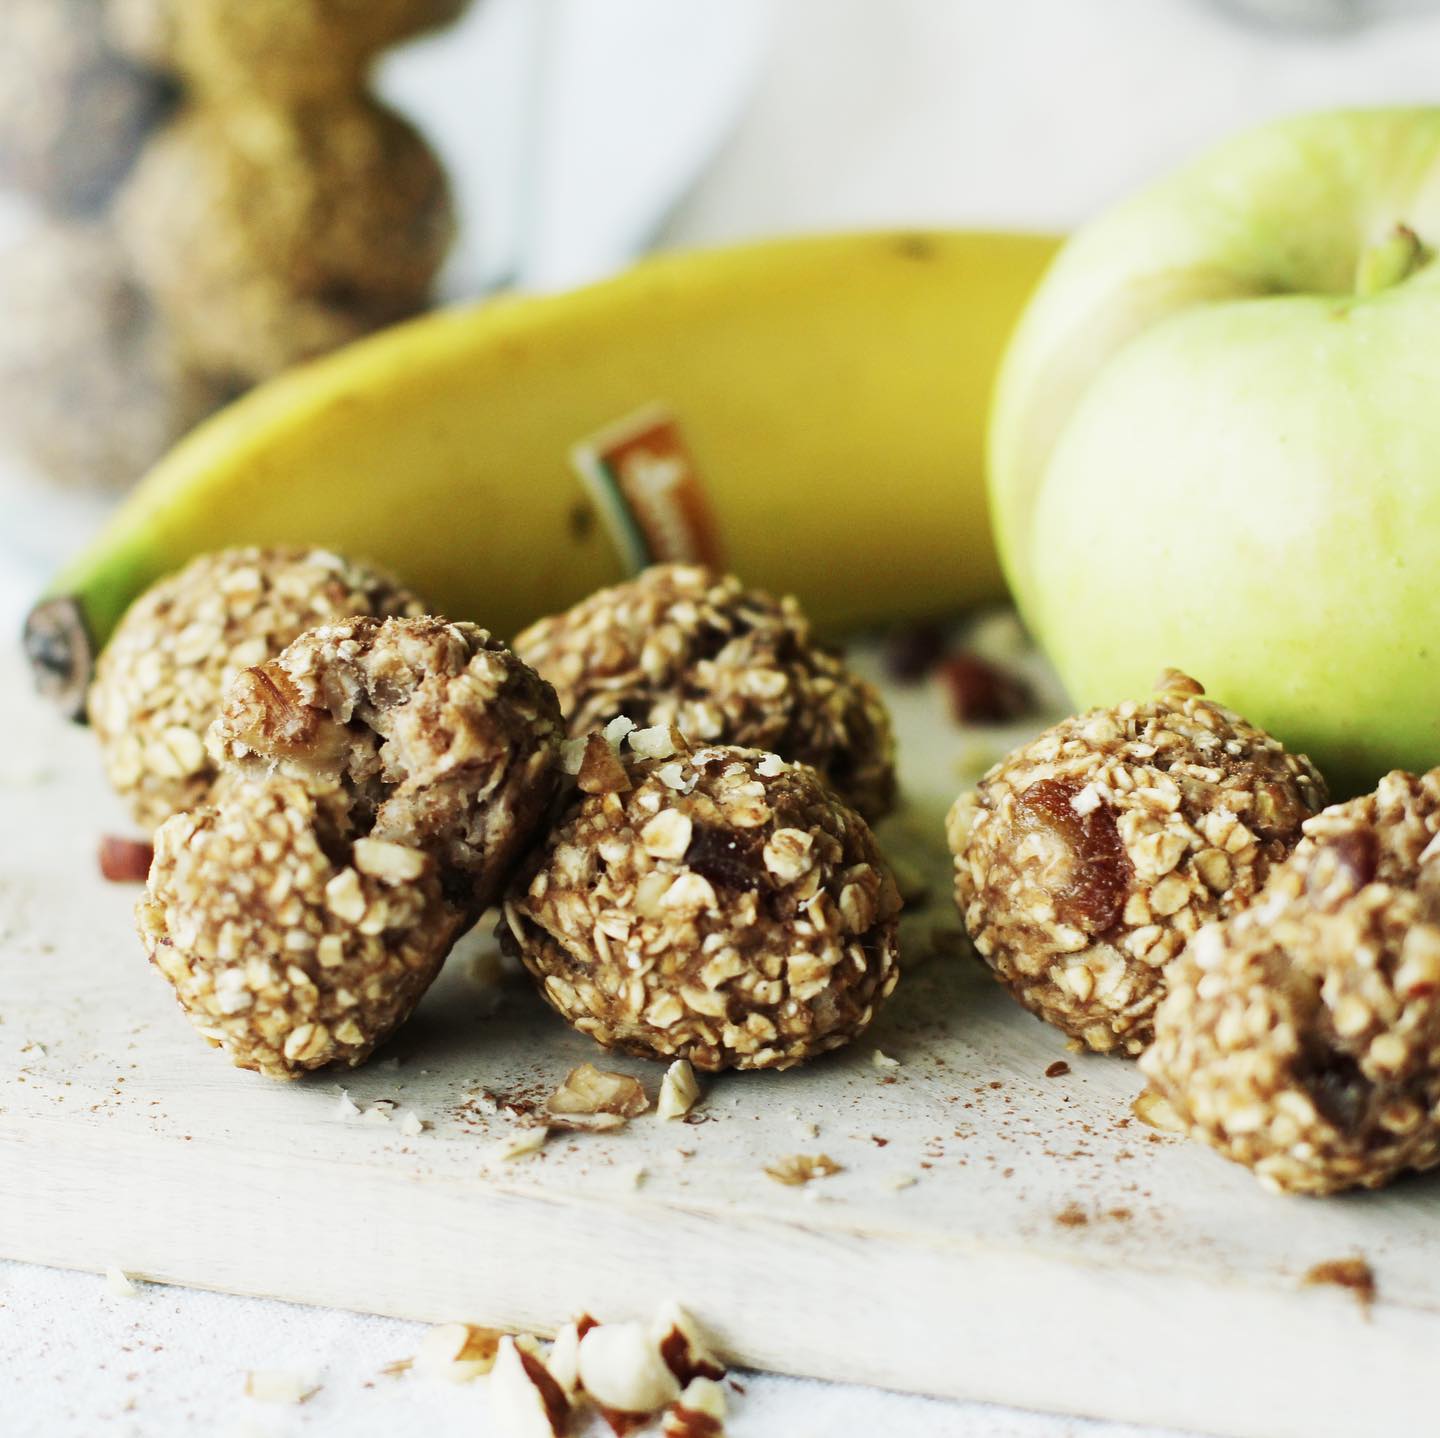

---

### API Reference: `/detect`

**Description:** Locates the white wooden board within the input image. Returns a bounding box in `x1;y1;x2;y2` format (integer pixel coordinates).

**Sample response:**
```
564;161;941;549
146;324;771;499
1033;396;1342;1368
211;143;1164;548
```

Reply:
2;634;1437;1438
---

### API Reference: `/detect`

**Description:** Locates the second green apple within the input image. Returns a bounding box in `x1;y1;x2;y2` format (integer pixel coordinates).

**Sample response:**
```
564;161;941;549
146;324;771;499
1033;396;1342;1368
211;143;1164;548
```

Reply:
990;107;1440;795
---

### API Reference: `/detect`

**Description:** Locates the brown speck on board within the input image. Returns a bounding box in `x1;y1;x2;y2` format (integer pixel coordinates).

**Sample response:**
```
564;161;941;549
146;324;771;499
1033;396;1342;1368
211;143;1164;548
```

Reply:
1055;1203;1089;1228
1044;1060;1071;1078
1303;1257;1376;1315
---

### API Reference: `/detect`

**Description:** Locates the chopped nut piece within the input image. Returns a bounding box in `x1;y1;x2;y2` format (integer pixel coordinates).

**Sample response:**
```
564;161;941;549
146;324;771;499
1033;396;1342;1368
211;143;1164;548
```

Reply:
495;1126;550;1161
663;1376;728;1437
948;671;1324;1055
416;1322;503;1381
244;1371;318;1405
1131;1089;1186;1134
514;564;896;820
1143;771;1440;1194
335;1089;361;1119
505;746;900;1071
104;1266;139;1297
1303;1257;1377;1313
871;1049;900;1069
1044;1060;1071;1079
653;1301;724;1386
764;1153;841;1186
489;1335;569;1438
399;1110;426;1137
579;732;632;796
547;1063;649;1119
88;547;424;832
547;1320;583;1400
656;1060;702;1121
578;1321;681;1417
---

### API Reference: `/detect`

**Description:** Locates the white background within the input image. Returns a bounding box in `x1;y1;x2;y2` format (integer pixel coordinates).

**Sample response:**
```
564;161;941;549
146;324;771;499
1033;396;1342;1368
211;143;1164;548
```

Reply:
9;1;1440;1433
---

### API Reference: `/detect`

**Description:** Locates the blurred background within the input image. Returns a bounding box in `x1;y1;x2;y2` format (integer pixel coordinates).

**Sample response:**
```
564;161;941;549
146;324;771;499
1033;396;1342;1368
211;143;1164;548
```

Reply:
6;0;1440;579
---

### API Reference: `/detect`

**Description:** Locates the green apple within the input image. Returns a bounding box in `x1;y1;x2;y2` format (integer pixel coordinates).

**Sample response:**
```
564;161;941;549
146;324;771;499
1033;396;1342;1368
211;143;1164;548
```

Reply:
990;108;1440;795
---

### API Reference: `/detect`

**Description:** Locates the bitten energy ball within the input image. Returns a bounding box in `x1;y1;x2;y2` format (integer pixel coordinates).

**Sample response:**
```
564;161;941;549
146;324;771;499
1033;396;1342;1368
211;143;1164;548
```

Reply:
108;0;470;97
117;96;453;381
948;671;1325;1055
88;547;424;831
1142;770;1440;1195
0;0;172;213
210;616;563;915
138;777;463;1078
0;222;229;490
514;565;897;822
503;731;901;1070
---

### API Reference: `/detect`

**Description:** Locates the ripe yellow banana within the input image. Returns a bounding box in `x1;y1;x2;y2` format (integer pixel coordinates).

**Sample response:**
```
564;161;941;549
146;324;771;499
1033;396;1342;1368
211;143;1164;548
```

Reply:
27;230;1059;706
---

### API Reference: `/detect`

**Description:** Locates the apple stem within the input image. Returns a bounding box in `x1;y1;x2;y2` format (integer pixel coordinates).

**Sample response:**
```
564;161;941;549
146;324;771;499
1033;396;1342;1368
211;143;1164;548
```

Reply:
1354;224;1431;297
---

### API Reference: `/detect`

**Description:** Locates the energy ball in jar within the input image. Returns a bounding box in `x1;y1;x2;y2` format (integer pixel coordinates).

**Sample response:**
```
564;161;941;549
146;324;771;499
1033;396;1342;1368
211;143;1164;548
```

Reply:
0;0;172;213
108;0;471;98
947;670;1325;1055
0;221;228;490
88;547;424;832
514;565;897;822
1142;770;1440;1195
210;616;564;916
502;731;902;1071
116;96;454;382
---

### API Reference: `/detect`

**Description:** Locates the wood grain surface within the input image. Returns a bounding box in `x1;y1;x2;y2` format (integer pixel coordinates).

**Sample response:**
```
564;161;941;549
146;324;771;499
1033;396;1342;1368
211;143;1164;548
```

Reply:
1;642;1434;1438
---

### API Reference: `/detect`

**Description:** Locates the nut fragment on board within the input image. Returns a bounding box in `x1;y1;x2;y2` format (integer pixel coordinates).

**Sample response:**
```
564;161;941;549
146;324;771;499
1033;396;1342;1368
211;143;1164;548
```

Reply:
948;670;1325;1055
495;1126;550;1162
514;564;897;820
1303;1258;1377;1314
764;1153;842;1186
547;1063;649;1120
657;1060;702;1121
244;1371;319;1404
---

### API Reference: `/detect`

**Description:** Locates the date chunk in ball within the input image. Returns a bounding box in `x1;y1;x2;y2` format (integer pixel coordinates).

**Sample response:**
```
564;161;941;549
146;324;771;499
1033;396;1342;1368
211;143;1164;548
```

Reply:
89;547;424;832
1142;770;1440;1195
948;671;1325;1055
513;565;896;822
210;616;563;915
139;778;462;1078
503;736;901;1070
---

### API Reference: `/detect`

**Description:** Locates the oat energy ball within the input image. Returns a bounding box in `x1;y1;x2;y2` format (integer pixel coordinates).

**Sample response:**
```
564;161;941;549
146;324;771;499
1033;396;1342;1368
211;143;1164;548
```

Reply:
210;617;563;916
139;777;464;1077
503;733;902;1070
0;222;228;490
108;0;470;97
1142;770;1440;1195
514;565;896;822
0;0;171;213
948;671;1325;1055
117;97;453;381
89;548;424;832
